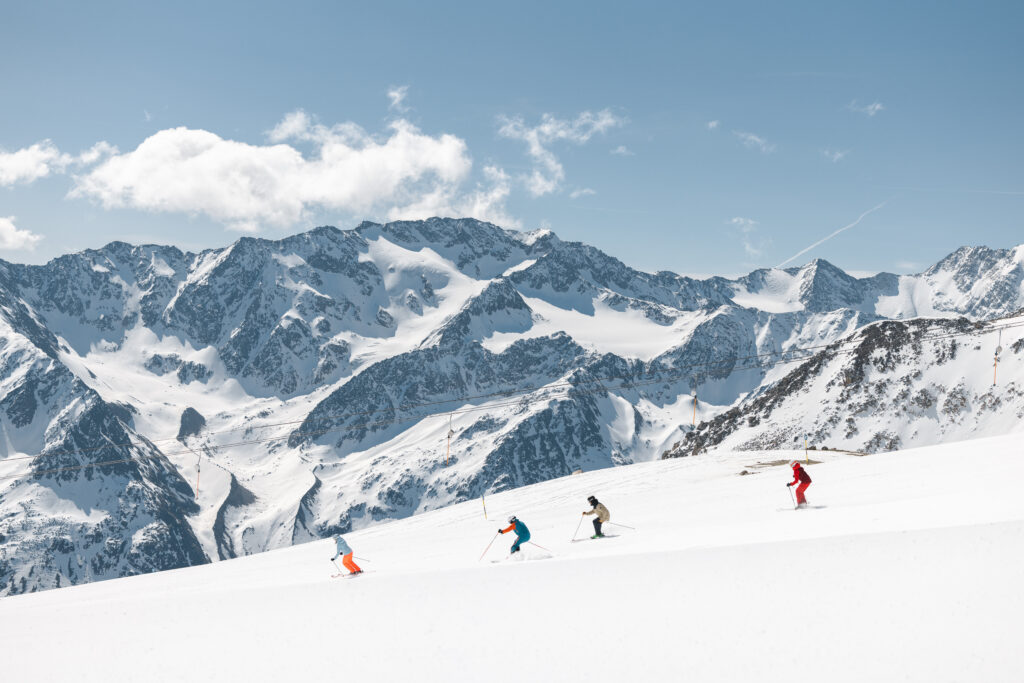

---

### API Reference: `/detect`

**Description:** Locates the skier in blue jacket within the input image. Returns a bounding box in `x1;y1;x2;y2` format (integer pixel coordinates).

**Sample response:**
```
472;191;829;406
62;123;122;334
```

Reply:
330;535;362;574
498;515;530;554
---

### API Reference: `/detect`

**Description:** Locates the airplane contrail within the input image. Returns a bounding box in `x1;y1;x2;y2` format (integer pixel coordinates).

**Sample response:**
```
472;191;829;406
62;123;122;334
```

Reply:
775;202;887;269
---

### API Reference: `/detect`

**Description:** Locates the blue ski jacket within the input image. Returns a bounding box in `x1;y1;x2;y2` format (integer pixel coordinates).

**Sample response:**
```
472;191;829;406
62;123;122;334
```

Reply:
500;520;530;541
332;536;352;559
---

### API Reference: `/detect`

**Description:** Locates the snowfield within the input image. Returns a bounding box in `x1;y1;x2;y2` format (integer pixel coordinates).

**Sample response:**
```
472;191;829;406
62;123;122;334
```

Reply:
2;435;1022;682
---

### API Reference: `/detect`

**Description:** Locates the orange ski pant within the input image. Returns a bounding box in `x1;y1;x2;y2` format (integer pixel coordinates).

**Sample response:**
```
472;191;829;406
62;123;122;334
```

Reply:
342;552;361;573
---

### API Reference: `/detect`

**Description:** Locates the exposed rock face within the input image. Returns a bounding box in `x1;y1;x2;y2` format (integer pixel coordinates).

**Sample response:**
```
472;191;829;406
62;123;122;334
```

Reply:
177;408;206;441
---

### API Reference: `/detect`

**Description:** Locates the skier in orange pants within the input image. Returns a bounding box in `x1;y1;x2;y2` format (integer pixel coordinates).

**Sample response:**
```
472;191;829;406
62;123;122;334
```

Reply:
331;535;362;574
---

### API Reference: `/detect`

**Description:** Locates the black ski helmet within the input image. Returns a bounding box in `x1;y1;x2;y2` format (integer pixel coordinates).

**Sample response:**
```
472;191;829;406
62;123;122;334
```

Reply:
587;495;597;505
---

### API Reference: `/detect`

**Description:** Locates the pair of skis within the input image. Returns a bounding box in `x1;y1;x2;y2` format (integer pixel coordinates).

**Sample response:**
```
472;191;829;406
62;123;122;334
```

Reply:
570;534;618;543
330;557;373;578
570;515;635;542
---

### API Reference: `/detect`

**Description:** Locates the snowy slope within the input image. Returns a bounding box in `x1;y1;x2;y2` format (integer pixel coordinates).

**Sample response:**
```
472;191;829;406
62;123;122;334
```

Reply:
1;218;1023;595
2;435;1022;683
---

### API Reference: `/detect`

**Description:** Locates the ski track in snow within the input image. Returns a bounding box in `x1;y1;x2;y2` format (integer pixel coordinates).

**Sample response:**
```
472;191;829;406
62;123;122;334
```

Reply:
2;434;1023;682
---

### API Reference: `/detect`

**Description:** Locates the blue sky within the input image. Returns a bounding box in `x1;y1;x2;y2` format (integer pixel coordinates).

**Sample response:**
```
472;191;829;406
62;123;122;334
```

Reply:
1;1;1021;276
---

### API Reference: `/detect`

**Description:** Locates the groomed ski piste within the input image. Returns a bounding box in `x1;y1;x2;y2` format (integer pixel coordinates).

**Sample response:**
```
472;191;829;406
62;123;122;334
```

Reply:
3;435;1023;683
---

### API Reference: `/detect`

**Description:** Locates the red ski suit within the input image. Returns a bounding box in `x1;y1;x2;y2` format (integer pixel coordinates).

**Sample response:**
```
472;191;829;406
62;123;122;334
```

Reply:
790;463;812;504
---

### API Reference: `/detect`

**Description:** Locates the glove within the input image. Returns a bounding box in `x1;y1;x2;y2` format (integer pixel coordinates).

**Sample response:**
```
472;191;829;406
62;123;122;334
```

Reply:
497;528;504;534
786;483;793;487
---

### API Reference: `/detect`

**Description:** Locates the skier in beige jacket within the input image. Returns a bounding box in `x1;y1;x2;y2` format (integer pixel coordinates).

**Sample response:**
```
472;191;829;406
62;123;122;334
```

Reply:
582;495;610;538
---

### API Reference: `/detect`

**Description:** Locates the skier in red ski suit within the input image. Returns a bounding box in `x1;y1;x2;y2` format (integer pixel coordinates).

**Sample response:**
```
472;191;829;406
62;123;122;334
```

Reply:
787;460;812;507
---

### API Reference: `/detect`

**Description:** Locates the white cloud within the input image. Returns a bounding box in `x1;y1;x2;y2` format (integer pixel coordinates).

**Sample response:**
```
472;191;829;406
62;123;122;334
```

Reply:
733;131;776;154
453;166;517;226
75;141;118;166
386;165;518;228
387;85;409;112
0;140;117;186
822;148;849;163
569;188;596;199
848;100;884;116
0;141;70;185
730;217;764;259
895;260;922;272
0;216;43;250
12;102;627;233
267;110;317;143
498;109;625;196
71;111;478;232
610;145;634;156
706;120;720;130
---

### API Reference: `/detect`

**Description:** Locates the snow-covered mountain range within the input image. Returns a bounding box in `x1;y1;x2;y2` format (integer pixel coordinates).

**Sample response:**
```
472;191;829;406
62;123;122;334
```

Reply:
1;217;1022;594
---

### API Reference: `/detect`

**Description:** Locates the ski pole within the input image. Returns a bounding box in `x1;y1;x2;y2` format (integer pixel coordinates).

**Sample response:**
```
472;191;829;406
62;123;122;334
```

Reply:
331;558;343;573
787;486;796;509
478;532;499;562
354;556;372;563
607;521;636;530
571;515;584;541
528;541;551;553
